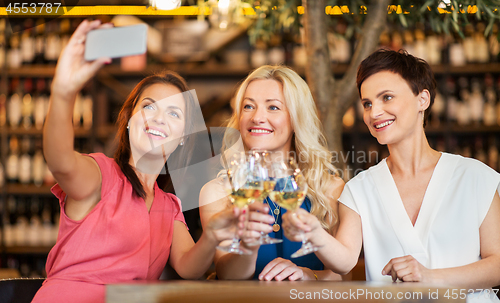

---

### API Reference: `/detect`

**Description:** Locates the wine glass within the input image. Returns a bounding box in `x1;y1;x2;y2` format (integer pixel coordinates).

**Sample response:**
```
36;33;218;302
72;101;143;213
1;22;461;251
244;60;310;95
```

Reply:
268;157;319;258
216;151;264;255
245;150;283;246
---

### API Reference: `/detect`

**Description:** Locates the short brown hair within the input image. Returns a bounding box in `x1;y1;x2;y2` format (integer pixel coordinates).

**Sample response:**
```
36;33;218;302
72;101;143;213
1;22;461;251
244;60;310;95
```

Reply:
356;48;436;127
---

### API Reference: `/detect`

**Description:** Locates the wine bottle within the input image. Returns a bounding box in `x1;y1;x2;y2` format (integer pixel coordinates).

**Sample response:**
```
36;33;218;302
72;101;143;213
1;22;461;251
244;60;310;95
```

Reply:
18;136;32;184
34;19;46;64
483;74;497;126
22;78;34;129
7;32;22;68
21;19;35;64
0;93;6;127
32;148;45;187
475;23;489;63
6;136;20;183
468;79;484;125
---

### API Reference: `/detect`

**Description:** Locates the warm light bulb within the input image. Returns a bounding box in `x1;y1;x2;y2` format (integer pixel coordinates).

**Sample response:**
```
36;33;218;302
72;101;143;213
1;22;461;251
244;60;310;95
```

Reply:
151;0;182;10
218;0;230;14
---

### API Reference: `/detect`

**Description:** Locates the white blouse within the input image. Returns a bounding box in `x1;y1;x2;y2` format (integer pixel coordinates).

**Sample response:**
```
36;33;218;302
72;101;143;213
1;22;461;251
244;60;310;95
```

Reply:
339;153;499;302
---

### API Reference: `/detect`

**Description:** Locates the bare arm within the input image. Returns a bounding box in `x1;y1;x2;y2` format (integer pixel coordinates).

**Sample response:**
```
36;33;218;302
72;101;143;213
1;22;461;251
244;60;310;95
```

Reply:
199;179;273;280
43;20;111;220
169;183;271;279
282;176;363;276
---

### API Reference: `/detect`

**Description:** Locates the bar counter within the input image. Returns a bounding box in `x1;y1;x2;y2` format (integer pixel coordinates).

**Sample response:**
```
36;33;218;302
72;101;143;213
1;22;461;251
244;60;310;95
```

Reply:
107;280;467;303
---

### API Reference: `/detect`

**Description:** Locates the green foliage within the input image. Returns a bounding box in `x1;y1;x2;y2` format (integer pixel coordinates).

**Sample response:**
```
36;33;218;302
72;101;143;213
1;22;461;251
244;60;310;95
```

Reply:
233;0;500;43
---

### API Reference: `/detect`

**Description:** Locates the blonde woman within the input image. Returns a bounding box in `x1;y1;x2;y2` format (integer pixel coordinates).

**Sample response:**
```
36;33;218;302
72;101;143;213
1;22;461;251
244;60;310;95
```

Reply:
199;65;344;281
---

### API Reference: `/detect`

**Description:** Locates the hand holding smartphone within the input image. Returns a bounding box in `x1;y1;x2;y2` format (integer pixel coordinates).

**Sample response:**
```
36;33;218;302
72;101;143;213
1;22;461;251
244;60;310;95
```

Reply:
84;24;148;61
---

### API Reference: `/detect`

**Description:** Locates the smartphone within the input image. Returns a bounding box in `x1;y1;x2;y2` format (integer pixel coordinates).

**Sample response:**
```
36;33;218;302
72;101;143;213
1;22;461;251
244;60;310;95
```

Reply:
84;24;148;61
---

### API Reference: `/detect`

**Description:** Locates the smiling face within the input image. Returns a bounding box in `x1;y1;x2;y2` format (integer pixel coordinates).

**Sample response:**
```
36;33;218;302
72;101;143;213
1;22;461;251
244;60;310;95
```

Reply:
360;71;428;145
128;83;186;162
238;79;294;154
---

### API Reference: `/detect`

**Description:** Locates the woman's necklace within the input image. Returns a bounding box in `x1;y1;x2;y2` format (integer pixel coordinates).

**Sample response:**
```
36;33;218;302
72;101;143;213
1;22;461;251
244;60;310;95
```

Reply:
266;197;281;232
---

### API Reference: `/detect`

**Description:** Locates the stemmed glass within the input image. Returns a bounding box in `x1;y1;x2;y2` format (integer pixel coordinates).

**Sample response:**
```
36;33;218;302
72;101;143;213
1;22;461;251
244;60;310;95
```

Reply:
268;157;320;258
216;151;264;255
245;151;283;246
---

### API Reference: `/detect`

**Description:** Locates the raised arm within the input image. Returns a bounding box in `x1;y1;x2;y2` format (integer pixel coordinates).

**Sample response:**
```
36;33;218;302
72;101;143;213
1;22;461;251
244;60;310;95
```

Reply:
282;176;363;276
43;20;111;220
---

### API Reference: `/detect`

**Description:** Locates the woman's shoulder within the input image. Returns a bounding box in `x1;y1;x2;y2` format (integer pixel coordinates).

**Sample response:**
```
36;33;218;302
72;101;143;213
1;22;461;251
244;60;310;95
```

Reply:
443;152;499;177
324;174;345;200
199;177;228;208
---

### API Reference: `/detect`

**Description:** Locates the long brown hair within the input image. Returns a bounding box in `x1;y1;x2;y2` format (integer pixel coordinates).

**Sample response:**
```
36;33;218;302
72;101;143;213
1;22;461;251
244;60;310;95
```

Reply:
114;71;195;198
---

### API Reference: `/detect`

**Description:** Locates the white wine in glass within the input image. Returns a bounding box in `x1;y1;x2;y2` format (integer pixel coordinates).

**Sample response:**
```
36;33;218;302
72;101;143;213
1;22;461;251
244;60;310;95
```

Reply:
216;152;263;255
268;157;320;258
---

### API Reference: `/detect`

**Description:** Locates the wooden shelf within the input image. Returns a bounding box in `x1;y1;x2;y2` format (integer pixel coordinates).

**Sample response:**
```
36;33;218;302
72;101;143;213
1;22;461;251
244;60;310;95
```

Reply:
5;184;53;195
6;62;500;78
5;125;116;139
343;123;500;135
3;245;54;254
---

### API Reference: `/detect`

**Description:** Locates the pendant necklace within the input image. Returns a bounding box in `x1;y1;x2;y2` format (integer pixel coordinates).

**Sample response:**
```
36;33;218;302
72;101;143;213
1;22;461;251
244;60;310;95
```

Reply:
266;197;281;232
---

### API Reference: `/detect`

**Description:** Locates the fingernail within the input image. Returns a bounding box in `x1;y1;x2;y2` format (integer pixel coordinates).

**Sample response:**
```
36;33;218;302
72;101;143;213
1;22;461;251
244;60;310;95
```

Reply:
276;275;281;280
242;209;247;214
258;275;263;280
382;270;385;275
265;276;270;281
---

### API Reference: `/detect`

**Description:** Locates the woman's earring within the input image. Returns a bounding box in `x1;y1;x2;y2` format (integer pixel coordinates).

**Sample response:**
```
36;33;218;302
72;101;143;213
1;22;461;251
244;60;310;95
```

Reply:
179;140;184;146
127;125;130;130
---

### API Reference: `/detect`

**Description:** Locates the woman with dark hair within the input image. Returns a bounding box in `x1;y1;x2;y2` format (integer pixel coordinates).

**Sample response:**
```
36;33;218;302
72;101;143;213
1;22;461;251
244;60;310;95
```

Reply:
32;20;267;303
283;49;500;300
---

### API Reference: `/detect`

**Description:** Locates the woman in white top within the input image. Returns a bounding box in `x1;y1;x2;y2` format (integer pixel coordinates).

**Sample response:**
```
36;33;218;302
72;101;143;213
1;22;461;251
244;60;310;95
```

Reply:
282;49;500;297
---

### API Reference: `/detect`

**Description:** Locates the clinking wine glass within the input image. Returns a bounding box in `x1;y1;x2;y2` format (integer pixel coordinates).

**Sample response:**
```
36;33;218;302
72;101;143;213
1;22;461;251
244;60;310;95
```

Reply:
216;152;263;255
245;151;283;246
268;157;320;258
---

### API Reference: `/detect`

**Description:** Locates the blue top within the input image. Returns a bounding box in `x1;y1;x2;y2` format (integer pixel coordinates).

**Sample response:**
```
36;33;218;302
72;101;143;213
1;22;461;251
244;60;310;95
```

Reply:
253;196;325;279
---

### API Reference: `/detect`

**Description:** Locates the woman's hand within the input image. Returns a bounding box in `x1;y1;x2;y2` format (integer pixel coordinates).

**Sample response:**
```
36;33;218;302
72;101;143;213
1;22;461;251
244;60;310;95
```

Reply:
205;202;274;244
258;257;314;281
52;19;112;100
382;255;434;282
282;208;325;246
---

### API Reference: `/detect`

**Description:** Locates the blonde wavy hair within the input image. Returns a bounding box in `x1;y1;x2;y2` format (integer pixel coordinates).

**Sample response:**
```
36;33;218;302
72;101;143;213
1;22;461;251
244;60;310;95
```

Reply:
222;65;339;231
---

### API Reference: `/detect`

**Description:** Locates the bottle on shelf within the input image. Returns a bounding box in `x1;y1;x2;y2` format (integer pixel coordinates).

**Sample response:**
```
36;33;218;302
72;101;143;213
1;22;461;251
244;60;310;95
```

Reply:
483;74;497;126
456;77;471;126
474;137;487;165
489;24;499;62
474;23;490;64
449;34;466;67
468;79;484;125
32;147;45;187
0;160;5;188
18;136;32;185
34;78;49;130
21;19;36;65
463;24;476;63
6;136;20;183
0;31;5;69
34;19;46;64
8;78;23;128
488;137;498;171
45;20;62;64
0;93;6;127
82;94;93;130
7;31;22;68
22;78;34;129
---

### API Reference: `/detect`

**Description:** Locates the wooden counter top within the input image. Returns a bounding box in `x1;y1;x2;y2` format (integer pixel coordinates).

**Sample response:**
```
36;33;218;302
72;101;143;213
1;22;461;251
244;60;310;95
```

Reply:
107;280;468;302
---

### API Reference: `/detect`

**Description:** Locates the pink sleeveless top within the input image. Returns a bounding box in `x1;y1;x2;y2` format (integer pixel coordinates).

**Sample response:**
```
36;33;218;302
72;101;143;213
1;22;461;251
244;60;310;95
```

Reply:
32;153;186;303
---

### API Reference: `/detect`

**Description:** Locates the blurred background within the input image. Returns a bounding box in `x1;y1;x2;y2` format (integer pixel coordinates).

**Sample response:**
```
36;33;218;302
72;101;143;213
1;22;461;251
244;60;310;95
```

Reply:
0;0;500;280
